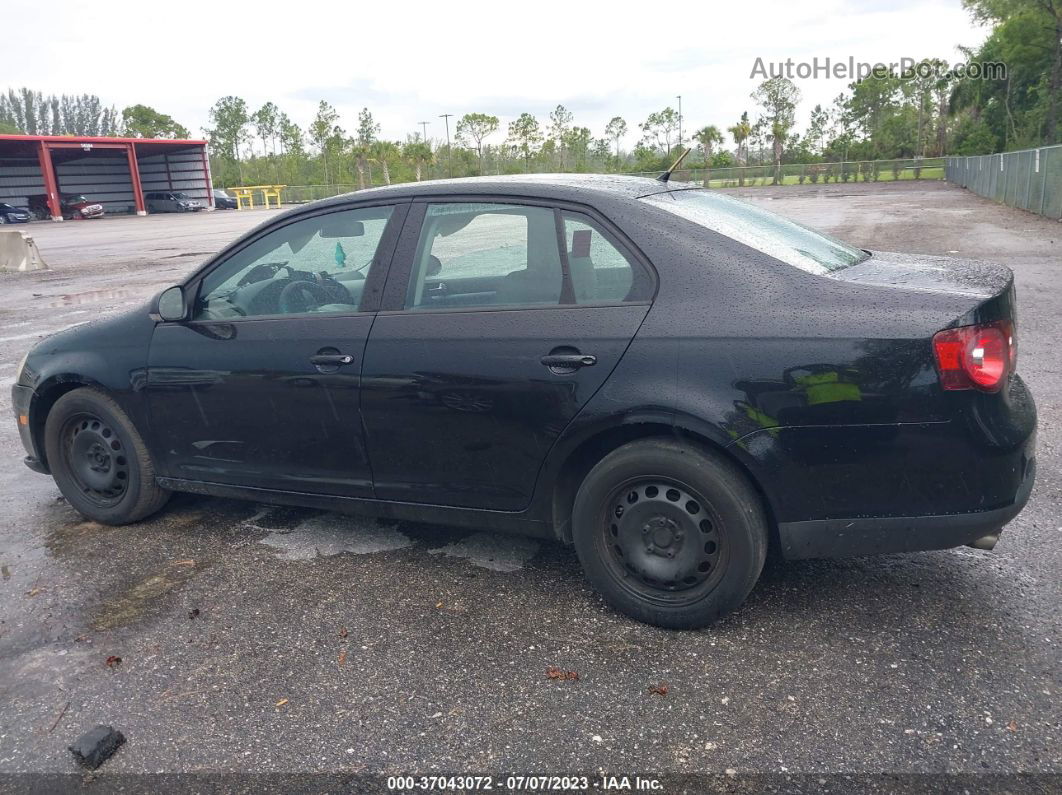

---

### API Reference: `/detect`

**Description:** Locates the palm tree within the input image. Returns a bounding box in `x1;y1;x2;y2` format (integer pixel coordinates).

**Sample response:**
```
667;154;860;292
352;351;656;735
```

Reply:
727;115;752;185
402;139;433;181
371;141;399;185
350;141;370;189
693;125;724;187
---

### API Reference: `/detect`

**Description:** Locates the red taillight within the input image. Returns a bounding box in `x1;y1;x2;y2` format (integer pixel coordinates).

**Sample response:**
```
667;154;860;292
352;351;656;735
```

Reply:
933;320;1014;392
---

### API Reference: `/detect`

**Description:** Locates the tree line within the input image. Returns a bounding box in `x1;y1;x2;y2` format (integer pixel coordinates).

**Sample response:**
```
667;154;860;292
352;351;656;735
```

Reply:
1;0;1057;189
0;88;191;139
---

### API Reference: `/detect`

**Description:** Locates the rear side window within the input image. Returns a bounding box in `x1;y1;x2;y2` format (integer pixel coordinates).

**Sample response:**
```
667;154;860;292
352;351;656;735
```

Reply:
642;190;867;274
560;211;652;303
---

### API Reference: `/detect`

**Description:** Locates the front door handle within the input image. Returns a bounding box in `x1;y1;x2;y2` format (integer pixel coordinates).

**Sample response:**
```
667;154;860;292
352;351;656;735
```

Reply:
309;353;354;367
540;353;597;369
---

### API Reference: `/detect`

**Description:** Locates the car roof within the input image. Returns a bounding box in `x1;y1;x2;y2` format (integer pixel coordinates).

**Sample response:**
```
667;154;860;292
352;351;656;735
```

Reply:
316;174;682;206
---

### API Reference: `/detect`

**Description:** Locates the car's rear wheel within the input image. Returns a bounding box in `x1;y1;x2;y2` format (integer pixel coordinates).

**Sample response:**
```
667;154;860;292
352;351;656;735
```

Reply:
572;439;767;629
44;388;171;525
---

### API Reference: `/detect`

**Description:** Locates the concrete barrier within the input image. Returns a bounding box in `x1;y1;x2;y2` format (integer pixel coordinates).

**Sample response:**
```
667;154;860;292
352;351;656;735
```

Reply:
0;229;48;272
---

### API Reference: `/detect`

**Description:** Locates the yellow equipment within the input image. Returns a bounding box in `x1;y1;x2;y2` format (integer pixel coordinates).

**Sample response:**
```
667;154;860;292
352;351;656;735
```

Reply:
227;185;286;209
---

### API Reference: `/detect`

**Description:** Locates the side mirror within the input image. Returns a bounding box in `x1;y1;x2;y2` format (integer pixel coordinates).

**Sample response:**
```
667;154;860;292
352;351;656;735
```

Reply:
155;285;187;322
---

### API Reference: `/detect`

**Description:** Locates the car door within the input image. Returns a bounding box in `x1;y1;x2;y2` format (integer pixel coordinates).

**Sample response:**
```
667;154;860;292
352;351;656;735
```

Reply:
146;201;407;496
360;198;655;511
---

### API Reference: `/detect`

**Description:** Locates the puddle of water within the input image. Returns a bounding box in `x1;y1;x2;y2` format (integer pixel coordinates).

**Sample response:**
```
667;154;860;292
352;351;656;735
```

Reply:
259;515;411;561
47;289;129;308
429;532;539;573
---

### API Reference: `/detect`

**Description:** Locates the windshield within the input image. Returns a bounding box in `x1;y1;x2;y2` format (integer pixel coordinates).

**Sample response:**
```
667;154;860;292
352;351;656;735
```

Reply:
64;195;88;204
642;190;868;274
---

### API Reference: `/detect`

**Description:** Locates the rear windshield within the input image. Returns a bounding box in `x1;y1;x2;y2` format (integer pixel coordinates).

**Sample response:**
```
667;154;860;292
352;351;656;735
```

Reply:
641;189;868;274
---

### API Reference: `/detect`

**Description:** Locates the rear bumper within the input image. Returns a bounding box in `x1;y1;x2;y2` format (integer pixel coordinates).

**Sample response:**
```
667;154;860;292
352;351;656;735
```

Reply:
779;455;1036;559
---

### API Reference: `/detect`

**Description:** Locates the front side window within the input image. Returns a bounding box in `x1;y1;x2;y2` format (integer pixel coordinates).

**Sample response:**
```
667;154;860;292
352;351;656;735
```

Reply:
405;203;562;310
642;189;868;274
194;206;394;320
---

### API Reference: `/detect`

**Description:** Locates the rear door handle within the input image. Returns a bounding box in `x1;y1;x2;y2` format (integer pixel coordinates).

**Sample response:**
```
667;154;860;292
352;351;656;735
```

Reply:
309;353;354;366
540;354;597;368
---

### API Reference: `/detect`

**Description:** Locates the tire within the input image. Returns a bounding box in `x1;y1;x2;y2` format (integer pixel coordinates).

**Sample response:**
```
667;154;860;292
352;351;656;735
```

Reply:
44;387;171;525
0;214;7;224
572;438;767;629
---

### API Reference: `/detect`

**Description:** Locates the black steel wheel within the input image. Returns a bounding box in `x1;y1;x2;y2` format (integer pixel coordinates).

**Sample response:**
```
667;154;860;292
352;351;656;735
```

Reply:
44;388;171;524
572;438;768;629
59;413;130;507
603;477;728;602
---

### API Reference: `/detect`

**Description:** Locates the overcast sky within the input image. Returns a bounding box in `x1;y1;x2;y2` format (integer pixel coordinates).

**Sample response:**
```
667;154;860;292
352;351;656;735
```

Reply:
7;0;988;150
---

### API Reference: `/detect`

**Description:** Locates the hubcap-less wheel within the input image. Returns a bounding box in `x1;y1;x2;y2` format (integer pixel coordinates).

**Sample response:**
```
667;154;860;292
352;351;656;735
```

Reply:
604;478;727;602
61;413;129;507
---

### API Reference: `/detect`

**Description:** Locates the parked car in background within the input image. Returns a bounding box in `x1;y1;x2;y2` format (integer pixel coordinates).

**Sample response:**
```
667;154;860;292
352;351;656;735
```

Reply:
146;191;204;213
28;194;104;220
10;175;1036;629
213;189;238;210
0;202;32;223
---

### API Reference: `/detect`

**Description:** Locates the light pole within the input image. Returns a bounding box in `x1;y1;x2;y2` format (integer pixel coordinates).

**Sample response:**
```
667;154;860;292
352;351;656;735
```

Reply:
440;113;454;178
676;95;683;149
419;120;430;142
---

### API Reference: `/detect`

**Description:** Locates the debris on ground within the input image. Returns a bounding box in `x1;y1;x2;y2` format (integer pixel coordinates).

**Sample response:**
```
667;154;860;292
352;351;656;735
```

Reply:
188;608;200;619
338;627;348;639
648;683;669;696
338;649;347;666
68;725;125;769
275;698;289;707
546;665;579;681
47;701;70;734
105;655;122;668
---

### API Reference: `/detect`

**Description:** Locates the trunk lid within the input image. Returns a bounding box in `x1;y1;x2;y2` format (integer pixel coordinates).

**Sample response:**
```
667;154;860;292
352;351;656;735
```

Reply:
830;249;1015;328
836;250;1012;299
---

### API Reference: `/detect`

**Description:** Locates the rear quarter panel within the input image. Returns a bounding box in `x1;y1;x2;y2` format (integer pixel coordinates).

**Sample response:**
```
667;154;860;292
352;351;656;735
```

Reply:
542;198;1032;526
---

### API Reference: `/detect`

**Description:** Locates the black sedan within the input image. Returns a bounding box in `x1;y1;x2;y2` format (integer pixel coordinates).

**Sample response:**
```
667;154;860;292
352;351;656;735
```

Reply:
0;202;32;223
11;175;1036;629
213;189;238;210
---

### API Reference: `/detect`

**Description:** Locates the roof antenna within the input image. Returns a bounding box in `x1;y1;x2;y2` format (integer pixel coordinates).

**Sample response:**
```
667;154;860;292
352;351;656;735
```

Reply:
657;147;692;183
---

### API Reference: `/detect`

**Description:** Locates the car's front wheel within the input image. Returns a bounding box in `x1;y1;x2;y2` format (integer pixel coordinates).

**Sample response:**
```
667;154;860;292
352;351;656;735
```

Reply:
572;439;767;629
44;388;171;525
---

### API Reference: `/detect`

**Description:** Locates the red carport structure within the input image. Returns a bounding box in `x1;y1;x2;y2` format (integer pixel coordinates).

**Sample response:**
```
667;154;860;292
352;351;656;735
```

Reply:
0;134;212;220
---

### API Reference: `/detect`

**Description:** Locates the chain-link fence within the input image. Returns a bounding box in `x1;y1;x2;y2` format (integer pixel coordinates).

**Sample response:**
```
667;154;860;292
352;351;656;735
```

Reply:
264;156;953;205
280;184;361;204
945;145;1062;219
626;158;945;187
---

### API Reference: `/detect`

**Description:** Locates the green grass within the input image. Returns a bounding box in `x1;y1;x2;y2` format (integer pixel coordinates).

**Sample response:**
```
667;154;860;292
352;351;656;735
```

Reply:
703;167;944;188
